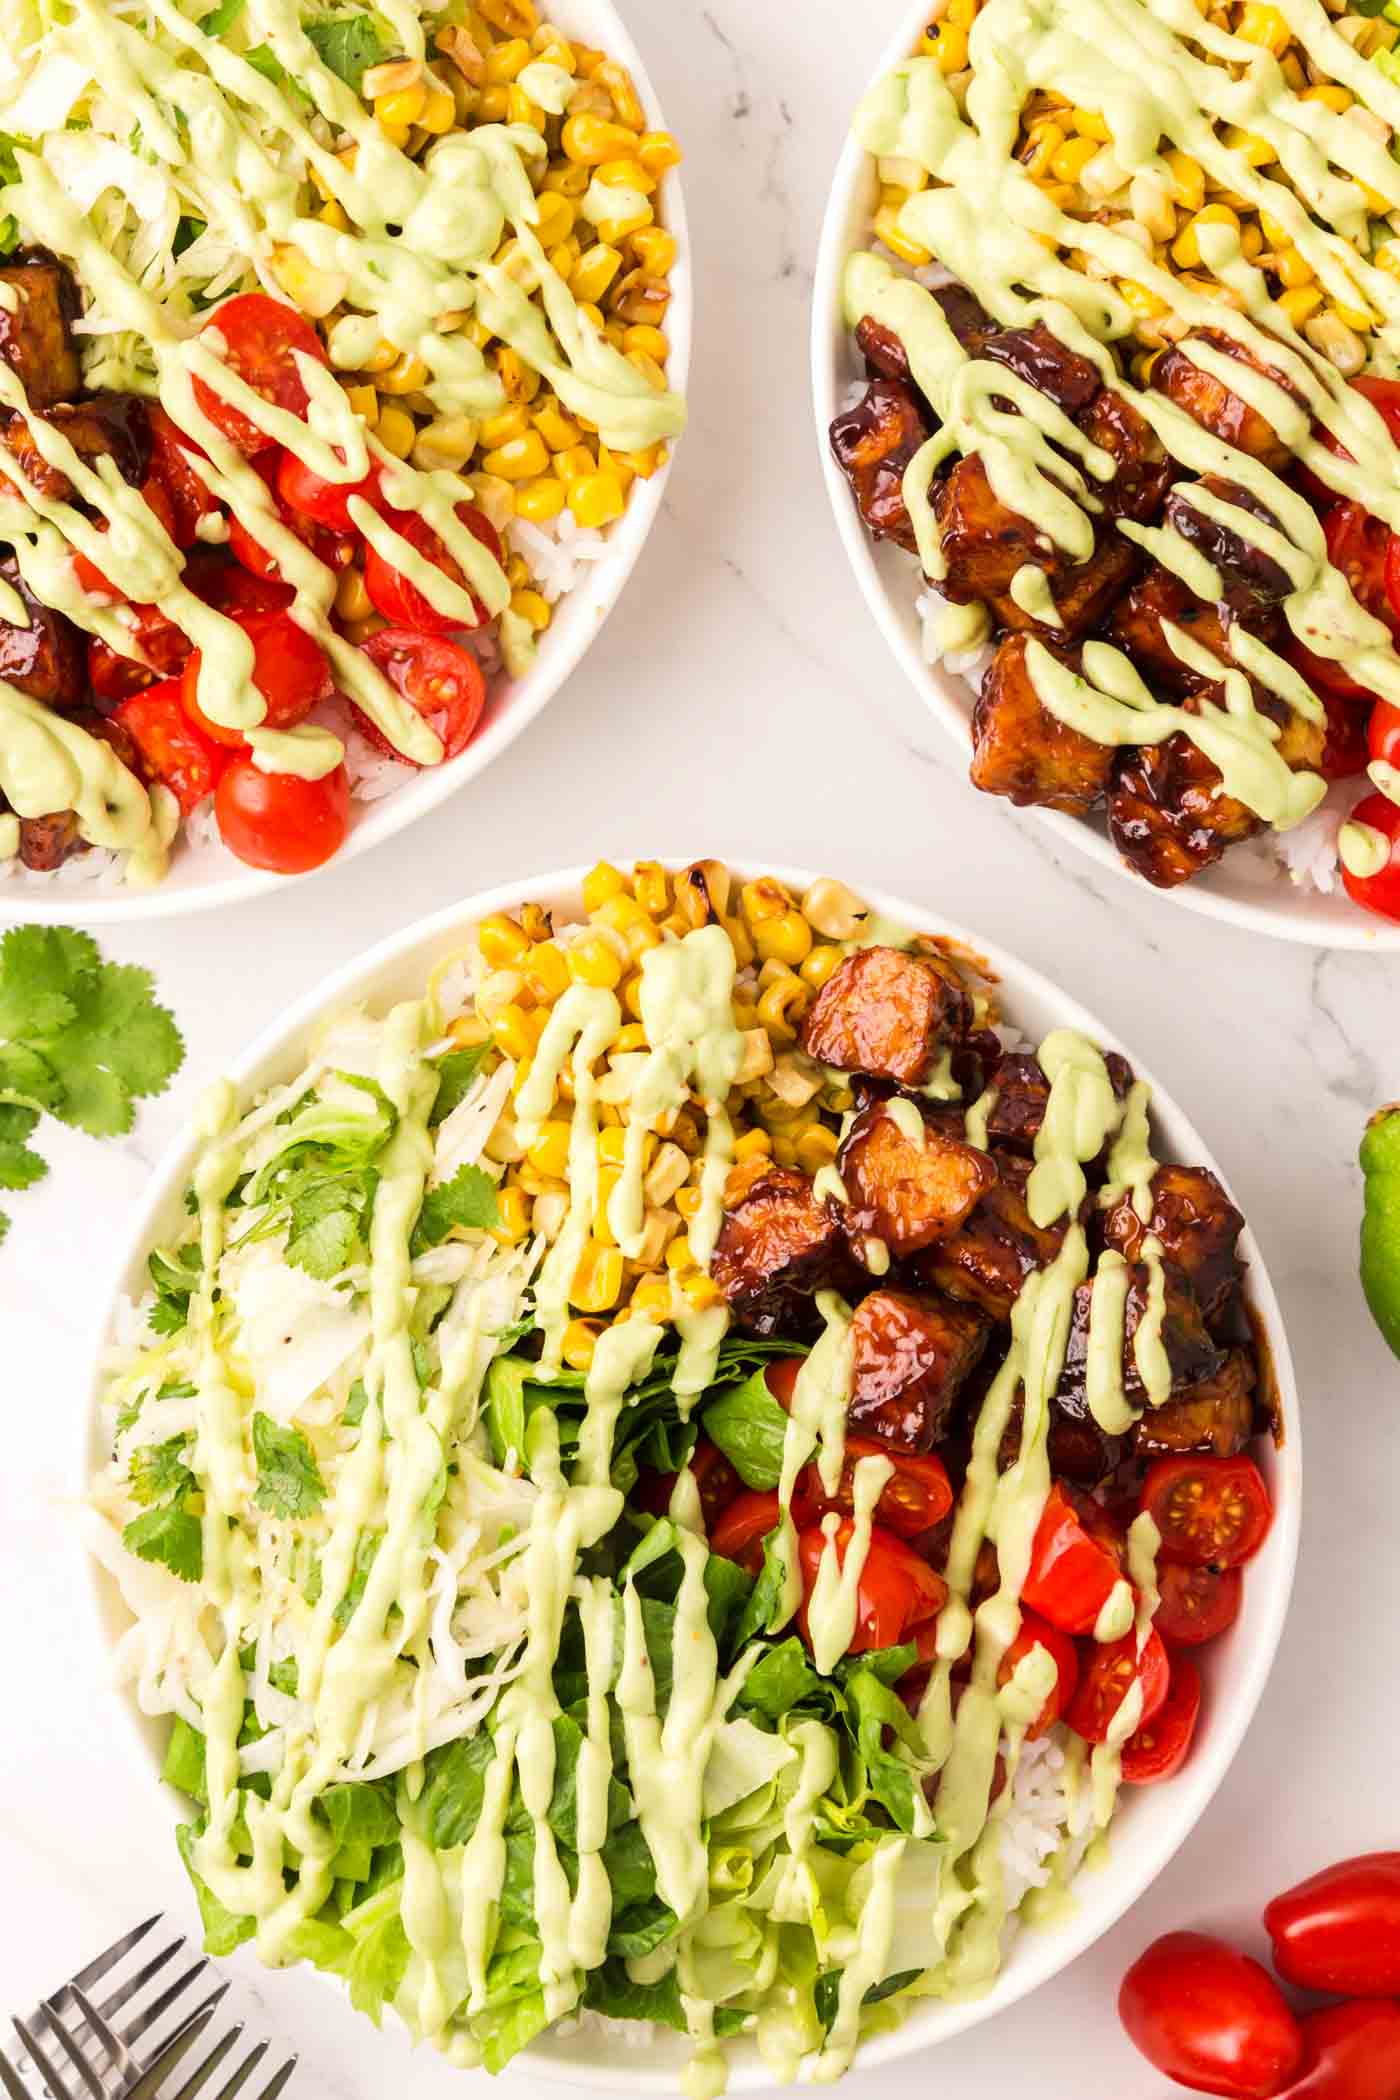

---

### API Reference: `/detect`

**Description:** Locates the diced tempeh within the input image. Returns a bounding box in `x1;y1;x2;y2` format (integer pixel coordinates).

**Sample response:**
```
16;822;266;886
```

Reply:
935;454;1136;643
1058;1259;1225;1410
999;1387;1127;1485
1078;388;1171;525
840;1099;997;1260
856;315;913;384
920;1150;1070;1323
977;321;1101;417
1163;476;1292;604
11;709;138;870
0;553;83;707
829;376;931;551
1133;1347;1256;1460
710;1166;851;1335
848;1286;990;1453
1101;1163;1245;1318
1108;731;1260;889
0;252;81;410
984;1046;1134;1156
800;944;971;1086
0;394;151;506
1153;330;1298;470
970;633;1116;813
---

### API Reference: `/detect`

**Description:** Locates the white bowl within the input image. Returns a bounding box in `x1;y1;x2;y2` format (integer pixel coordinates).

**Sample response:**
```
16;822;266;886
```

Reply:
80;861;1301;2089
8;1;690;925
810;1;1399;952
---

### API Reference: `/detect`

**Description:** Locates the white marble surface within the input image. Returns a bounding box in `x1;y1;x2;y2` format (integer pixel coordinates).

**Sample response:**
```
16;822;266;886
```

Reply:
3;1;1400;2093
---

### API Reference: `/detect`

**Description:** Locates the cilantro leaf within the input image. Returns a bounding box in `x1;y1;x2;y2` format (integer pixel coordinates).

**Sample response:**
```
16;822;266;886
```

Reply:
285;1179;362;1279
343;1379;369;1427
306;11;394;90
200;0;246;32
128;1435;194;1508
333;1530;382;1627
148;1244;202;1336
122;1502;203;1583
429;1045;490;1127
252;1412;327;1521
410;1163;498;1257
0;1102;45;1192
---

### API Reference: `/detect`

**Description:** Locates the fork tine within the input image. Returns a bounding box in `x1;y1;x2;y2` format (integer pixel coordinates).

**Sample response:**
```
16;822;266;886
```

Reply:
0;2049;34;2100
119;1960;210;2049
73;1918;164;1998
211;2040;267;2100
37;2005;106;2100
12;2017;75;2100
255;2060;296;2100
97;1939;185;2026
65;1988;133;2086
161;2022;243;2100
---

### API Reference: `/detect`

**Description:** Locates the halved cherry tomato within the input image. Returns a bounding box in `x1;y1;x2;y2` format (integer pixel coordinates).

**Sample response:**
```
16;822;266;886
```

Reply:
186;552;294;618
1119;1932;1304;2100
710;1489;781;1578
362;503;502;634
276;446;382;532
1318;689;1374;780
1142;1456;1273;1569
1265;1853;1400;1997
793;1438;953;1540
1286;634;1375;709
764;1358;803;1409
70;477;179;602
180;608;333;748
1298;374;1400;507
112;677;229;813
1285;2001;1400;2100
1066;1626;1169;1745
146;405;220;548
996;1610;1079;1738
87;604;193;704
193;294;329;458
227;453;355;583
639;1440;742;1531
797;1519;947;1657
1122;1652;1201;1782
214;756;349;873
1022;1482;1124;1634
1372;697;1400;770
1341;792;1400;924
1153;1561;1243;1647
1326;500;1400;635
355;627;487;764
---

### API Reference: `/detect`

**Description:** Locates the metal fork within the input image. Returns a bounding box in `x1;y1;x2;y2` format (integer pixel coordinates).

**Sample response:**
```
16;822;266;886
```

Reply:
2;1916;296;2100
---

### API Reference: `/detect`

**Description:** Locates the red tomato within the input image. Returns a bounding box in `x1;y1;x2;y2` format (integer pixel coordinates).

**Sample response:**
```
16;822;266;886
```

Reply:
362;503;503;634
1122;1652;1201;1782
797;1519;947;1657
1153;1561;1243;1647
1119;1932;1304;2100
112;677;228;813
87;604;193;703
764;1358;804;1409
1265;1854;1400;1998
276;446;382;531
1318;690;1374;780
71;477;179;601
710;1489;781;1578
1341;792;1400;924
996;1611;1079;1738
214;757;349;873
1066;1626;1169;1745
1286;635;1375;709
1285;2001;1400;2100
187;552;294;617
1372;698;1400;770
1022;1482;1124;1634
638;1440;741;1530
1299;375;1400;506
193;294;329;458
180;608;333;748
1325;501;1400;637
1143;1457;1273;1569
227;454;354;583
355;627;487;764
146;405;220;548
793;1438;953;1540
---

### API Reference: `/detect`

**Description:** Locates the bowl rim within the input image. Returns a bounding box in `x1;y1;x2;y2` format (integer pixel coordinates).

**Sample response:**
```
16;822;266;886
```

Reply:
807;0;1400;954
3;0;692;926
75;857;1302;2090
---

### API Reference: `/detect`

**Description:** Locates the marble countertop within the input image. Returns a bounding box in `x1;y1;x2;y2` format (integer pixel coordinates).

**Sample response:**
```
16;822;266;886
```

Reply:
3;2;1399;2094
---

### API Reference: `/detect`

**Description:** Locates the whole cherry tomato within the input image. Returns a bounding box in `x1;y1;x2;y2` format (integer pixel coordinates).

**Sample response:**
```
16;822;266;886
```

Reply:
111;677;228;813
193;294;329;457
796;1519;947;1657
1122;1652;1201;1782
1341;793;1400;924
214;757;349;873
1153;1562;1243;1646
276;446;383;531
1265;1854;1400;1997
1325;501;1400;638
1118;1931;1304;2099
1372;699;1400;771
362;503;502;633
1284;2000;1400;2100
1066;1626;1169;1745
1022;1482;1124;1634
1142;1456;1273;1568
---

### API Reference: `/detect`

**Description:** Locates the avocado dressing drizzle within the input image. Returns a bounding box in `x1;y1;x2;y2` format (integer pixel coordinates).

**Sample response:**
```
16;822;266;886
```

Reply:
845;9;1400;837
0;0;685;871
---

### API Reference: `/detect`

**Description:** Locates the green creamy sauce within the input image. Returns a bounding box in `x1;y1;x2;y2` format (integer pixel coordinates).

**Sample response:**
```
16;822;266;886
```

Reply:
0;0;685;867
844;18;1400;833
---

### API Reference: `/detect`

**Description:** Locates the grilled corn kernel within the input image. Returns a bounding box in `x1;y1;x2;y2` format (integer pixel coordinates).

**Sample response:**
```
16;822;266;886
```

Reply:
493;1003;541;1062
568;471;626;527
562;114;636;164
419;82;457;132
631;862;669;915
873;204;931;267
732;1128;774;1164
567;933;624;989
411;415;480;470
447;1012;492;1050
1279;283;1323;326
1170;202;1239;268
334;565;372;623
626;1279;671;1324
795;1126;841;1176
491;1186;532;1246
480;0;537;31
344;382;378;426
480;913;532;968
1118;279;1170;322
482;431;551;481
1237;2;1290;46
511;587;551;632
378;351;430;396
1302;81;1352;111
1049;135;1100;182
571;242;624;303
533;401;583;453
740;877;790;925
1335;299;1376;331
611;272;670;327
476;83;510;121
526;1120;573;1180
756;975;809;1043
1274;245;1315;287
630;227;678;277
754;910;813;967
1072;107;1111;140
562;1318;601;1371
582;860;627;910
572;1240;623;1312
484;35;531;82
1162;148;1205;210
376;81;428;128
533;190;577;249
799;944;844;992
674;1185;704;1224
1308;312;1366;373
680;1272;721;1312
375;405;415;458
518;942;566;1004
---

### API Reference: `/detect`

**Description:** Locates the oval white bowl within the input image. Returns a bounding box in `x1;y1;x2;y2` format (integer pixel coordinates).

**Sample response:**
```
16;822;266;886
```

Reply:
80;862;1301;2088
6;0;690;924
810;0;1400;952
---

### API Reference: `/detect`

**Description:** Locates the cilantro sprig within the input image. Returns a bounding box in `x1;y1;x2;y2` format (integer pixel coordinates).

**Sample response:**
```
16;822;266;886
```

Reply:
0;927;184;1247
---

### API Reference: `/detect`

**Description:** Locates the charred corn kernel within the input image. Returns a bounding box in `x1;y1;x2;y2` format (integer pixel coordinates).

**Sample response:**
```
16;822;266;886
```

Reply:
873;204;931;266
587;58;641;129
318;198;350;232
1237;0;1290;44
553;444;594;484
375;405;415;458
1302;81;1352;111
510;587;551;632
520;942;567;1003
754;910;813;967
494;347;541;406
596;443;634;494
927;20;969;70
567;933;624;989
596;895;660;955
491;1186;532;1246
630;226;677;276
576;305;605;338
799;944;844;992
481;0;536;29
621;441;667;479
1335;299;1376;331
795;1126;840;1176
1280;50;1306;87
571;242;624;303
740;877;790;925
582;859;627;910
1376;241;1400;281
679;1272;721;1312
1118;279;1169;321
611;272;670;326
376;82;428;128
1307;308;1366;373
533;190;577;248
757;976;809;1042
480;912;532;967
1239;222;1265;260
419;82;456;132
623;1280;670;1325
568;470;626;526
1163;148;1205;209
1049;135;1099;182
507;82;544;126
597;155;657;196
547;236;582;281
664;1233;696;1273
1170;202;1238;268
561;1318;601;1371
269;245;346;318
493;1003;538;1062
800;877;865;939
526;1120;573;1179
1024;121;1065;173
606;1024;645;1056
411;415;480;471
344;382;378;426
483;35;531;81
563;113;636;164
1225;125;1276;165
504;553;530;589
1072;107;1111;140
674;1185;703;1224
1260;207;1291;246
332;565;371;623
1279;283;1324;326
379;351;430;395
597;1125;652;1170
630;861;667;915
476;83;510;120
732;1127;774;1164
483;431;550;480
531;27;575;69
544;161;590;199
572;1240;623;1313
533;401;583;452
